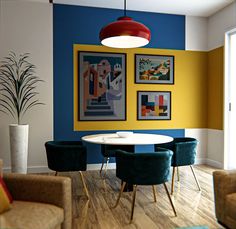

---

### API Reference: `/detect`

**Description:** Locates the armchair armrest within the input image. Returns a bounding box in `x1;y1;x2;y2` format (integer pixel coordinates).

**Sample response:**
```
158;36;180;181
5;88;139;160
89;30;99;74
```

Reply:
0;159;2;177
213;170;236;223
3;173;72;229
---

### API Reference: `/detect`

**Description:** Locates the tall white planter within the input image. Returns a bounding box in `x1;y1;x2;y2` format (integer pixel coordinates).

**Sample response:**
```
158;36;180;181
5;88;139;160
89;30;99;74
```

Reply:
9;124;29;174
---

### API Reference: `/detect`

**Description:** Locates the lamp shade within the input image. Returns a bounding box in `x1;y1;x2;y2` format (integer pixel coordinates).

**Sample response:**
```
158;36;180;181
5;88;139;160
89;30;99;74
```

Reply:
99;16;151;48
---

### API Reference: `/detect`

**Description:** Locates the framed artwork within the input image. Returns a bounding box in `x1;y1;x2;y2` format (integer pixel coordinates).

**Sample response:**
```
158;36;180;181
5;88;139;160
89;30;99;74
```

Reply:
78;51;126;121
135;54;174;84
137;91;171;120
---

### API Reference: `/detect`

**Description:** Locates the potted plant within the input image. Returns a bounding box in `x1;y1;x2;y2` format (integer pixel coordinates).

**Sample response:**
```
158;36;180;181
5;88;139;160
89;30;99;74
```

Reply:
0;52;44;173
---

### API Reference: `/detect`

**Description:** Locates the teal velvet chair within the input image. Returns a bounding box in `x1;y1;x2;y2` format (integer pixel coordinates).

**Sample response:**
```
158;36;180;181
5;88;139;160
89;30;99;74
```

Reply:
100;144;134;178
113;148;177;222
155;137;201;194
45;141;89;198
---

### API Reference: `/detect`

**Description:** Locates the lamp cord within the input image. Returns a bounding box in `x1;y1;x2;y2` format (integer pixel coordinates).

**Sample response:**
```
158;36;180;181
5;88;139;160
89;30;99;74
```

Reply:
124;0;126;16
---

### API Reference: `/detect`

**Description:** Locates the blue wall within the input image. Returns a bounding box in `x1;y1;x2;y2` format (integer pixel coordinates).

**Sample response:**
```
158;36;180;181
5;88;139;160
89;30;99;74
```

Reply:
53;4;185;164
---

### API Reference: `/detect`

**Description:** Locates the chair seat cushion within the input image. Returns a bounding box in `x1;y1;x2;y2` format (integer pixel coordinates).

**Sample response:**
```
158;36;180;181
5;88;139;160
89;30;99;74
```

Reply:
0;201;64;229
226;193;236;221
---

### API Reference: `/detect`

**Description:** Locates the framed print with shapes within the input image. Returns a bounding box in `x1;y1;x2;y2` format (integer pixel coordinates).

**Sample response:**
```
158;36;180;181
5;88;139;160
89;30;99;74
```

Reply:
137;91;171;120
78;51;126;121
135;54;174;84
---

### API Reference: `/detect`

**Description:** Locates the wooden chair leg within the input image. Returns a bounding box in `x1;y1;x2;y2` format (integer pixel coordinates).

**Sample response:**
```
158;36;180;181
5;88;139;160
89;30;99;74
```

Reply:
113;181;126;208
177;166;180;182
55;171;58;176
130;185;137;223
171;167;176;195
152;185;157;202
190;165;201;191
79;171;90;199
163;183;177;217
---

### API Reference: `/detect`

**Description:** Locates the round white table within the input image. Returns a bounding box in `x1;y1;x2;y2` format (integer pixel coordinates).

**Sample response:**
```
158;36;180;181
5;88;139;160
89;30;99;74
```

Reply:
82;132;173;192
82;133;173;145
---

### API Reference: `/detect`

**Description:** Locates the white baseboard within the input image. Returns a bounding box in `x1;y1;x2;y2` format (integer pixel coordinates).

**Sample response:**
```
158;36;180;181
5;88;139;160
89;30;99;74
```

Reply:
87;163;116;170
205;158;223;169
3;166;52;174
3;159;222;174
3;163;117;174
195;158;206;164
192;158;222;168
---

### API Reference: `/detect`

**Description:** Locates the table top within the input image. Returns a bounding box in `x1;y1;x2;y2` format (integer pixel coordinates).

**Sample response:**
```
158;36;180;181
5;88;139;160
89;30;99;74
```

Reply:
81;133;173;145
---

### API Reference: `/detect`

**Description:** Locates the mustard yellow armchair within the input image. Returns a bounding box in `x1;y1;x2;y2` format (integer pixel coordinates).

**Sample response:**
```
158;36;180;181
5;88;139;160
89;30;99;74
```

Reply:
0;159;72;229
213;170;236;229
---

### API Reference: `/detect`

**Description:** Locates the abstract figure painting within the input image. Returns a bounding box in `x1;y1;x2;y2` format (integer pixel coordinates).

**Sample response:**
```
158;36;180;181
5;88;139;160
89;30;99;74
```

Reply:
135;54;174;84
78;51;126;121
137;91;171;120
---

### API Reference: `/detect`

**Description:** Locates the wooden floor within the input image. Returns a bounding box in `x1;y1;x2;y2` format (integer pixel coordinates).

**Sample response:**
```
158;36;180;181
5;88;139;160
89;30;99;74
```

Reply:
59;165;224;229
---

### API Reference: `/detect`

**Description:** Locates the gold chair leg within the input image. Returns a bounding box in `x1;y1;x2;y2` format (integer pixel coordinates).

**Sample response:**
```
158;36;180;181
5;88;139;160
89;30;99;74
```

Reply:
177;166;180;182
113;181;126;208
190;165;201;191
163;183;177;217
100;157;110;179
171;167;176;195
152;185;157;202
130;185;137;223
99;158;105;177
79;171;90;199
103;157;110;179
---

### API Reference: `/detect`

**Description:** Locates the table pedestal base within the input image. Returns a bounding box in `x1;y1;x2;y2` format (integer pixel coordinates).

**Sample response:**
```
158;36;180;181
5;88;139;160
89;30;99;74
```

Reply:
122;181;133;192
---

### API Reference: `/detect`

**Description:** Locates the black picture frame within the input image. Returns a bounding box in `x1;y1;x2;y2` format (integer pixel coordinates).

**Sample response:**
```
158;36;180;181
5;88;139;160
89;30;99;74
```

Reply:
135;54;174;84
137;91;171;120
78;51;126;121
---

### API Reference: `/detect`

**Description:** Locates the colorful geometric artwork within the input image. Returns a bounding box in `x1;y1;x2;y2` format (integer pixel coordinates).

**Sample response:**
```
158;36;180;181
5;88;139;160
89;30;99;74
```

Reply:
78;52;126;121
137;91;171;120
135;54;174;84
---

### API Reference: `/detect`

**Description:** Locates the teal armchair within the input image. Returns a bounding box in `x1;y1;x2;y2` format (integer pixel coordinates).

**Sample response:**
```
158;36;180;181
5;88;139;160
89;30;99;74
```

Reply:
155;137;201;194
100;144;134;178
114;148;176;222
45;141;89;199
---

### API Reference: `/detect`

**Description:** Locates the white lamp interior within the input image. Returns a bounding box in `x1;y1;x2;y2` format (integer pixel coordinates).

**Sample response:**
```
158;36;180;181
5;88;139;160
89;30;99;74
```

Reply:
101;35;149;48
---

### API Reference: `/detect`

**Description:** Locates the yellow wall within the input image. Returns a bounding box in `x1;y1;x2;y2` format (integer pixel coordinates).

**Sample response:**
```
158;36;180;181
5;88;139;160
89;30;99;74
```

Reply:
208;47;224;130
74;44;208;131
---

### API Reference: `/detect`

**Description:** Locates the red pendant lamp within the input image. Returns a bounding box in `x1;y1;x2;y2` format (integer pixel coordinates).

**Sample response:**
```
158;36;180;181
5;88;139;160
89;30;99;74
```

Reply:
99;0;151;48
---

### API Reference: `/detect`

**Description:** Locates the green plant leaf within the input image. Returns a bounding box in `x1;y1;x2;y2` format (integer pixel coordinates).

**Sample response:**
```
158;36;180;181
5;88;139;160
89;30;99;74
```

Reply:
0;52;44;124
0;101;15;118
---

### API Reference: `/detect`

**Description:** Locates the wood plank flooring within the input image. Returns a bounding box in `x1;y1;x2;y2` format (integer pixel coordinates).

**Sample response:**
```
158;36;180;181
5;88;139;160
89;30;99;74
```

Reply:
58;165;224;229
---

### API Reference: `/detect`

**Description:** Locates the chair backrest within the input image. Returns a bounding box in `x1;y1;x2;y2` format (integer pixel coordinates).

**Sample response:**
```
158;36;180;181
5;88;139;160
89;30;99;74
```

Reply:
173;137;198;166
155;137;198;167
115;148;173;185
45;141;87;172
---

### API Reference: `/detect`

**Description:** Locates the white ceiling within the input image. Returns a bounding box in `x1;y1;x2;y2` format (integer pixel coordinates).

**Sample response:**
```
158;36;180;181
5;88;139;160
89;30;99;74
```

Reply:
23;0;235;17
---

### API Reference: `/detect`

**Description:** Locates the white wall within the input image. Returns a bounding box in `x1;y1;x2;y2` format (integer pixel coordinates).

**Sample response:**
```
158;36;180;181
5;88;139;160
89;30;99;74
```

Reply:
208;1;236;50
0;0;53;172
206;2;236;168
185;5;236;168
184;129;208;164
185;16;208;51
185;1;236;51
207;129;224;168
